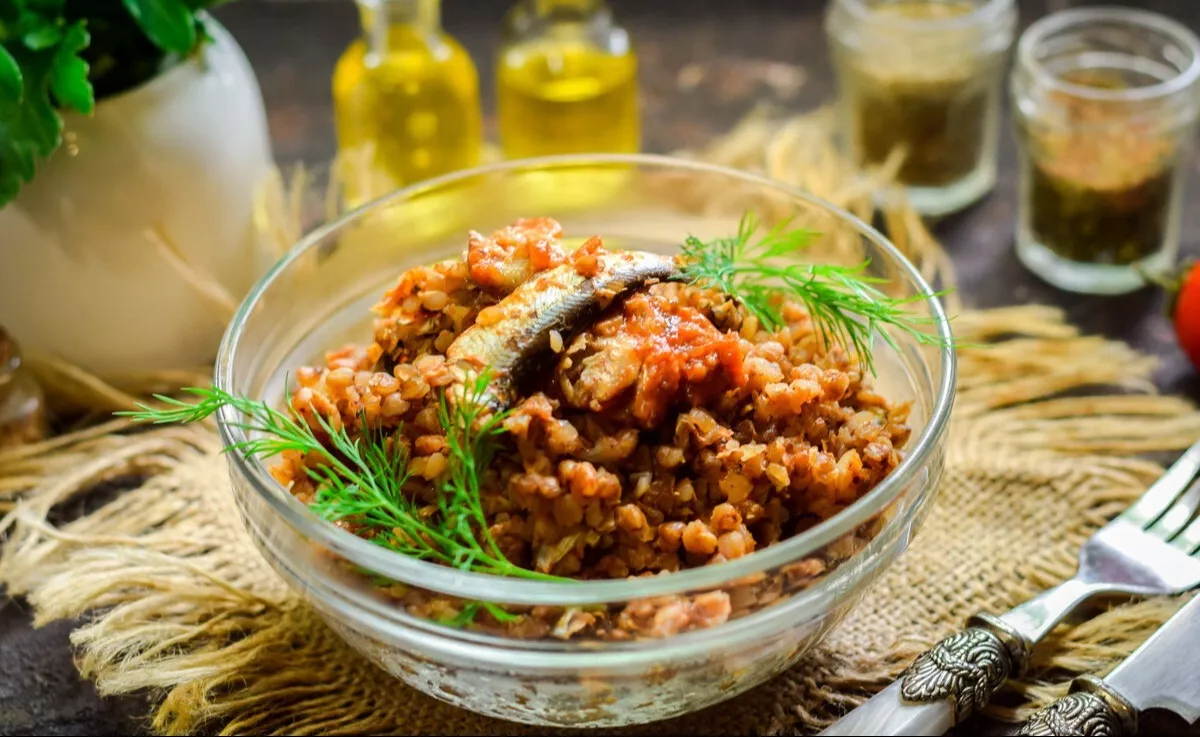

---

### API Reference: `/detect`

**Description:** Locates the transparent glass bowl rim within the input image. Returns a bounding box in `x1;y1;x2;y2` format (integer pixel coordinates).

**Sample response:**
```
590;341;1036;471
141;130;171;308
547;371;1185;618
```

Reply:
214;153;957;607
1017;6;1200;104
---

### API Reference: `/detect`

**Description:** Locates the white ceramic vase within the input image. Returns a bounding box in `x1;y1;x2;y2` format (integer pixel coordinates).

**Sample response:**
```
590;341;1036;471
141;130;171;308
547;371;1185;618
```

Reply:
0;18;273;375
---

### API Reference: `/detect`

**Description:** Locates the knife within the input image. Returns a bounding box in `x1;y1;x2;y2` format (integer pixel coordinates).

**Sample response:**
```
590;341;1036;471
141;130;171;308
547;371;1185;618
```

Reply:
817;439;1200;737
1015;593;1200;736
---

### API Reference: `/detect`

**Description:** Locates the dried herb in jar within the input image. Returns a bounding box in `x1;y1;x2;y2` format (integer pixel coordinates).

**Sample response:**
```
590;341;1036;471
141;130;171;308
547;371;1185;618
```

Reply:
1026;158;1174;266
852;73;989;187
845;1;991;187
1023;69;1177;266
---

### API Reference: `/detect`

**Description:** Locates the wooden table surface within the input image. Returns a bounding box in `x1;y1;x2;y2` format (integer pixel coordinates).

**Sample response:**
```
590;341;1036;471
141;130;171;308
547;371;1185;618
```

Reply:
2;0;1198;734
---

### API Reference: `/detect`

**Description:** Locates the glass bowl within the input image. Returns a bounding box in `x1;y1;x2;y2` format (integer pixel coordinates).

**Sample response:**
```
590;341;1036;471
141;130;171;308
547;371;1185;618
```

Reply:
216;154;956;728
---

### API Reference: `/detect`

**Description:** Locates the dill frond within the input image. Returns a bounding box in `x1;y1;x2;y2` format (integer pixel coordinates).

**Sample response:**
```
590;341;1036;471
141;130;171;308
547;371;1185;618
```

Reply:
118;373;565;582
675;212;952;374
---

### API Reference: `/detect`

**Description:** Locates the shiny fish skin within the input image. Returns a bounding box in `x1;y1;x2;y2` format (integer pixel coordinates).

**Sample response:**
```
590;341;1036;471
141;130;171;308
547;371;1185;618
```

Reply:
446;250;679;409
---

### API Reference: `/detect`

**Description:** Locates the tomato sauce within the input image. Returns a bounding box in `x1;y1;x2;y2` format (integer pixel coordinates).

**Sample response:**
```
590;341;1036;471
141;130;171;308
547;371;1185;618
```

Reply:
616;292;745;426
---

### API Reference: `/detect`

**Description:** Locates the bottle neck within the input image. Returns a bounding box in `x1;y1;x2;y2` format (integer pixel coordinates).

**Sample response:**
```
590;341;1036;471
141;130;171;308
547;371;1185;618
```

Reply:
508;0;614;44
533;0;604;15
357;0;442;50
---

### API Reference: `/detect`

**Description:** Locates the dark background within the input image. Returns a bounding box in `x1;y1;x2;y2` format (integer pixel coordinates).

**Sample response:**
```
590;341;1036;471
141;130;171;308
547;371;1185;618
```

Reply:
2;0;1199;734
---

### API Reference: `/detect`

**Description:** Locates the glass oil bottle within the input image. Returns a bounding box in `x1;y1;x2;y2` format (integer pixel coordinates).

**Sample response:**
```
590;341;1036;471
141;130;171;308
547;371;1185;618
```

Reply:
332;0;482;205
496;0;640;158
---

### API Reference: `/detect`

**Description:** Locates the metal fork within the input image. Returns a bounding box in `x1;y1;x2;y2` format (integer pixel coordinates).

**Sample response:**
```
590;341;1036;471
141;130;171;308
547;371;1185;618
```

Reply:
820;438;1200;736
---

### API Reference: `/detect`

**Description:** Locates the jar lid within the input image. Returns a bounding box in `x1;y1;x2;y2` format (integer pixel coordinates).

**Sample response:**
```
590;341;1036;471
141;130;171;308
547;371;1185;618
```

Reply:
827;0;1017;58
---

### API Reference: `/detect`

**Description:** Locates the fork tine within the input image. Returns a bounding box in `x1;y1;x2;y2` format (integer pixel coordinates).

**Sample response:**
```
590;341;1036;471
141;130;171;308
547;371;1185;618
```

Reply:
1172;513;1200;554
1121;438;1200;528
1148;477;1200;541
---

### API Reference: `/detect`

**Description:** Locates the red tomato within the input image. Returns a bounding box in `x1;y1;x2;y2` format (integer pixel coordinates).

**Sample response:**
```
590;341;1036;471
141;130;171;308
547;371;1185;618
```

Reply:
1175;261;1200;370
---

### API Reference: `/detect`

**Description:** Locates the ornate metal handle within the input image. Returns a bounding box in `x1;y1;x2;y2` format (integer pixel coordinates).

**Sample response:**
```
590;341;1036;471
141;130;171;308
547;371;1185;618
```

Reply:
900;615;1029;722
818;616;1030;736
821;577;1114;736
1016;676;1138;737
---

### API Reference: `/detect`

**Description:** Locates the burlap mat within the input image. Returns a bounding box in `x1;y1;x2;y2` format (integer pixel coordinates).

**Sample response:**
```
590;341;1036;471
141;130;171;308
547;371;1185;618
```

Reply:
3;110;1200;735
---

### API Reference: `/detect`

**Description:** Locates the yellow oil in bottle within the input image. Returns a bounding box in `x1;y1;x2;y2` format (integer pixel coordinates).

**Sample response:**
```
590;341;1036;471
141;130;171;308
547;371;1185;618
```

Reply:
496;0;640;158
333;0;481;204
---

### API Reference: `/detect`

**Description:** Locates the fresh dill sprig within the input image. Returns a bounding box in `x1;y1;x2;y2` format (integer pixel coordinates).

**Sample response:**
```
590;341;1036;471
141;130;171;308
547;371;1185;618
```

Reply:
348;568;520;633
675;212;952;374
436;370;518;574
352;566;518;629
441;600;522;629
117;371;565;582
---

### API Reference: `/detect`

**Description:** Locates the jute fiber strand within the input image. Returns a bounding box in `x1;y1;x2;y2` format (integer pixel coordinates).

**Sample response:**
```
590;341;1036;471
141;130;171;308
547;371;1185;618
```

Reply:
2;107;1200;736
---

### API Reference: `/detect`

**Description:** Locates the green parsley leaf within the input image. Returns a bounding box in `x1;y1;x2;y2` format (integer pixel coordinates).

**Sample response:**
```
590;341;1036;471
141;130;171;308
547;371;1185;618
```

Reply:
0;44;21;102
17;8;63;50
121;0;196;54
0;45;62;203
49;21;91;113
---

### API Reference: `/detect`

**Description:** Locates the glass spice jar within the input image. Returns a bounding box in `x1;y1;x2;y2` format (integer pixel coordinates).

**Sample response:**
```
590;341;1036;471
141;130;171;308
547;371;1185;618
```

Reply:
1011;7;1200;295
0;327;48;449
496;0;640;158
825;0;1016;216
